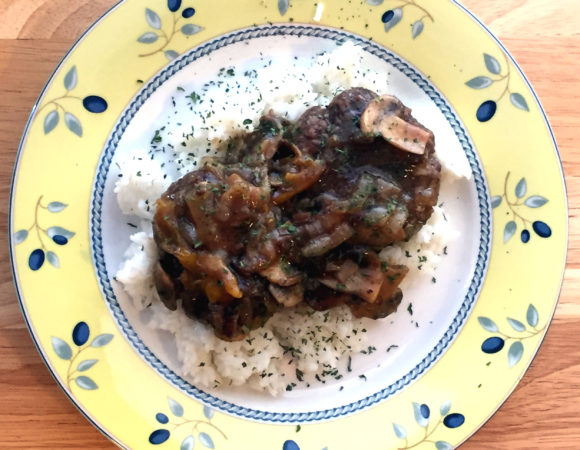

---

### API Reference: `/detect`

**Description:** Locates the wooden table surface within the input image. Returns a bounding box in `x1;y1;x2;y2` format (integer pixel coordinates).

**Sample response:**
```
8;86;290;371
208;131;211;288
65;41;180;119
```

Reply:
0;0;578;448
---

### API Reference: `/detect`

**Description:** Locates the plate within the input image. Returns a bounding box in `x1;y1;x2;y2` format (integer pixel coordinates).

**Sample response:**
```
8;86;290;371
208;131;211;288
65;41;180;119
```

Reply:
9;0;567;448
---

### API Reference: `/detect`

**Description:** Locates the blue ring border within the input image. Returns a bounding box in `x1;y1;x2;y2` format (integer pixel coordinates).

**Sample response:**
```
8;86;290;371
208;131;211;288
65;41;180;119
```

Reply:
90;24;491;423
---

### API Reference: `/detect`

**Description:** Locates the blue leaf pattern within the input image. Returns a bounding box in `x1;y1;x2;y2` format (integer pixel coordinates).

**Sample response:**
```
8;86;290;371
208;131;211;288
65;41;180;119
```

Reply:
181;24;203;36
47;201;67;212
524;196;548;208
198;432;214;449
479;305;543;367
466;76;493;89
507;318;526;332
91;333;114;347
503;221;516;243
138;32;159;44
168;397;184;417
203;405;214;420
181;435;195;450
64;66;78;90
278;0;289;16
477;317;498;332
44;110;59;134
395;401;463;448
145;8;162;29
494;172;551;245
490;195;502;208
75;375;98;390
64;112;83;137
392;423;407;439
515;178;527;198
51;323;112;393
510;93;529;111
468;52;531;118
40;62;107;136
411;20;424;39
46;251;60;268
77;359;98;372
14;229;28;244
165;50;179;60
526;304;539;327
483;53;501;74
51;336;72;360
508;341;524;367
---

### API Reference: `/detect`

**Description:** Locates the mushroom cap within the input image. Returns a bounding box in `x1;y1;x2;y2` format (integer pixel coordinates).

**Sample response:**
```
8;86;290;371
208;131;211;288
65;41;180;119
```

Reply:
360;95;433;155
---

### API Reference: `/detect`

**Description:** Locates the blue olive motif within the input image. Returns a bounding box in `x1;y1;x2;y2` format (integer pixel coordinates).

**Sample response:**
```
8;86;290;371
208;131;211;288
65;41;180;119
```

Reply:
481;336;505;354
149;429;170;445
532;221;551;238
167;0;182;12
283;440;301;450
420;404;430;419
476;100;497;122
72;321;90;346
182;7;195;18
381;10;394;23
155;413;169;424
52;235;68;245
82;96;108;113
443;413;465;429
29;249;45;271
521;229;530;243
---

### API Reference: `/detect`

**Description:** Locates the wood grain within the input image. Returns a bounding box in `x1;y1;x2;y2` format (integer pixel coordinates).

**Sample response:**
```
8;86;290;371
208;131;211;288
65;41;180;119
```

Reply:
0;0;578;448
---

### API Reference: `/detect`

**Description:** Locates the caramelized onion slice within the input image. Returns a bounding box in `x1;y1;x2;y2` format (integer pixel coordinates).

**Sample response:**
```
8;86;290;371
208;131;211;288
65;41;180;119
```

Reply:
272;158;326;204
153;262;177;310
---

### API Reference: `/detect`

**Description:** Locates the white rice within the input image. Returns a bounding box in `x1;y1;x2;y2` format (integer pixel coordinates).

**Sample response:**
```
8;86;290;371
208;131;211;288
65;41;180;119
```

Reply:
114;43;464;395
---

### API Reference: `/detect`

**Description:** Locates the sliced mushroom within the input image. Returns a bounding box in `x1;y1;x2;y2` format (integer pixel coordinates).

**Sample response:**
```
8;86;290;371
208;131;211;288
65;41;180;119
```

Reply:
317;256;385;303
377;263;409;301
351;205;407;247
259;259;302;286
360;95;432;155
268;283;304;308
349;288;403;319
302;223;355;258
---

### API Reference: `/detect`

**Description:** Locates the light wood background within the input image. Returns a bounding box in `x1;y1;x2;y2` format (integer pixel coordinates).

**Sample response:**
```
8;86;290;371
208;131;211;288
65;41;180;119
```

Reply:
0;0;578;448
